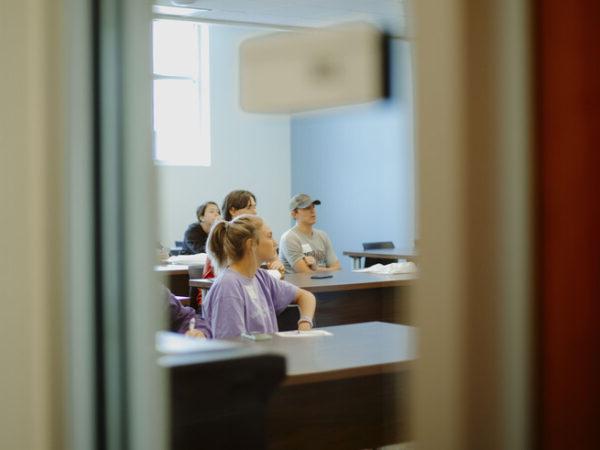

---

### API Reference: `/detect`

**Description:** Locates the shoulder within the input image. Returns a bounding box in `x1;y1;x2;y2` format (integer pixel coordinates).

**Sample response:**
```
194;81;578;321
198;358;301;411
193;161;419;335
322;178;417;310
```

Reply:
280;228;300;243
209;269;244;294
185;222;202;234
313;228;330;240
256;269;297;293
254;268;277;287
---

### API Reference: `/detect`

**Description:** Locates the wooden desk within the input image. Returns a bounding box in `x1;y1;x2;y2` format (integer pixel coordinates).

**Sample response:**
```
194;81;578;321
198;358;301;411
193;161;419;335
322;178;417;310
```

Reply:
235;321;416;449
343;248;417;269
191;270;416;325
155;264;190;296
165;322;415;449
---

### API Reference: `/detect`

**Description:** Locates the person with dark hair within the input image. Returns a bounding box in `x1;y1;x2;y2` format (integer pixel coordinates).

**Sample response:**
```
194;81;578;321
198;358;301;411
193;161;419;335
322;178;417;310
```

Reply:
221;190;257;221
203;215;316;339
180;201;221;255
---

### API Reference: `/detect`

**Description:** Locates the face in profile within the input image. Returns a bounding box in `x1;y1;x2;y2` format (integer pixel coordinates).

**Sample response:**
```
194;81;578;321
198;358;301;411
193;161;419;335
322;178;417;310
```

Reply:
292;203;317;225
254;223;278;263
201;204;221;226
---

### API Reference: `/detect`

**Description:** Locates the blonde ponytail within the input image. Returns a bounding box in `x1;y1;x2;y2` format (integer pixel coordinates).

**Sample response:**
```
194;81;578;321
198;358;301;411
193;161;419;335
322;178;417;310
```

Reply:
207;215;263;270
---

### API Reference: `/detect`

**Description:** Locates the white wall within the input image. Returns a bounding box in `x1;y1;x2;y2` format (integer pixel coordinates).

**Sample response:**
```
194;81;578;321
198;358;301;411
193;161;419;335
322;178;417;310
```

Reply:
157;24;292;246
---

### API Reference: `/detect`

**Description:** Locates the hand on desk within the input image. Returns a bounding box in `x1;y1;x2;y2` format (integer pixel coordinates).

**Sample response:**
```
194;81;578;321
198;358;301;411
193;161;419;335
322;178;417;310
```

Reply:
185;329;206;339
303;255;317;269
267;258;285;274
298;321;312;332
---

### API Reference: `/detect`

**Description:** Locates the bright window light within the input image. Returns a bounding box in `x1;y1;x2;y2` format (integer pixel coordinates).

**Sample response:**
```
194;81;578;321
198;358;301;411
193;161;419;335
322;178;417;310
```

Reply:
152;20;211;166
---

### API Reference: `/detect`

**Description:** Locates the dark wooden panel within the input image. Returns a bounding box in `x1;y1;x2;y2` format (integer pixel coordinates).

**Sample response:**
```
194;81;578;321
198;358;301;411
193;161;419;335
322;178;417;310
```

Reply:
169;353;286;450
166;272;189;296
537;1;600;448
156;265;190;296
314;287;412;326
267;372;409;450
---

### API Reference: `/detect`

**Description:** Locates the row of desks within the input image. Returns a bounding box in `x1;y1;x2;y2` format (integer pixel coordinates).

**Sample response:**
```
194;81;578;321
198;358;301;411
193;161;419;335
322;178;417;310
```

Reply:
165;321;415;449
342;248;417;269
191;270;416;326
157;263;416;326
158;247;416;292
159;255;417;448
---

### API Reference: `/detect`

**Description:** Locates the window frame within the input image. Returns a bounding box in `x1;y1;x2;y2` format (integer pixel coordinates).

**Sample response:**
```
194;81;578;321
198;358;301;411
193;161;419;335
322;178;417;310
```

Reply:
152;19;211;167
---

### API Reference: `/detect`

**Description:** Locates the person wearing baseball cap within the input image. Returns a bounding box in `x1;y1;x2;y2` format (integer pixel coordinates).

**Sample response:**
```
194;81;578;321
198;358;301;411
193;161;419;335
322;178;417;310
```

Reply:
279;194;340;273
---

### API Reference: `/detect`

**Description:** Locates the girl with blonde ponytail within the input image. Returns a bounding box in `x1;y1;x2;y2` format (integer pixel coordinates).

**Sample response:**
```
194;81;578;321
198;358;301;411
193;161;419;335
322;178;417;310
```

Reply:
203;215;316;339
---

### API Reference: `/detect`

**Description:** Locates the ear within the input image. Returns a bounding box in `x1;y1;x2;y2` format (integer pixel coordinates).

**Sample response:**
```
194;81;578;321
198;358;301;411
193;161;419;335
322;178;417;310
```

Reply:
229;207;237;218
244;237;255;253
291;210;297;219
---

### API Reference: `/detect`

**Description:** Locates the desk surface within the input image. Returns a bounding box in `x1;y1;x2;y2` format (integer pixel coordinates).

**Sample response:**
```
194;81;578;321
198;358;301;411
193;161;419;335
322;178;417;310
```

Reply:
155;264;189;275
230;321;416;385
190;270;415;292
284;270;415;292
343;248;417;259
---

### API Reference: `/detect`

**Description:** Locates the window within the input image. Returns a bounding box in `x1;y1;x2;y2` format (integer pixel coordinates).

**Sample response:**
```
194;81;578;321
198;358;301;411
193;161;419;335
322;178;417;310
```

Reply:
152;19;211;166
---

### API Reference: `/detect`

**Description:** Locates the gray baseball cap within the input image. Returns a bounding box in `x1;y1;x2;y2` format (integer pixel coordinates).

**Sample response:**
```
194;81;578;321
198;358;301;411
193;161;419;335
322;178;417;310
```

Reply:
289;193;321;211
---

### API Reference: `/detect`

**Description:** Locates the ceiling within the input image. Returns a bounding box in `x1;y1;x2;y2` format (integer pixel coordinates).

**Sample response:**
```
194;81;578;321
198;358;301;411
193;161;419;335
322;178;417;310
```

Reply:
153;0;410;36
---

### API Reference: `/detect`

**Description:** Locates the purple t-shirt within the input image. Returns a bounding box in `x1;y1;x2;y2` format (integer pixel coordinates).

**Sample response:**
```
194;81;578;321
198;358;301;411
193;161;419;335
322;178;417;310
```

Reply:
203;268;299;338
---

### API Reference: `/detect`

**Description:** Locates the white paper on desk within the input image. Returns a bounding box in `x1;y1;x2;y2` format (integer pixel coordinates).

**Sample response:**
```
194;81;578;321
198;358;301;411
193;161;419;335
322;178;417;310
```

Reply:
155;331;239;354
353;261;417;274
166;253;207;266
276;330;333;338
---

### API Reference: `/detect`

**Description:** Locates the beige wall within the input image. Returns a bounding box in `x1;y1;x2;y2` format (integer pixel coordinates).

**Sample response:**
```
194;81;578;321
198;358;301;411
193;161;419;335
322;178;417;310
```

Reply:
0;1;65;449
412;0;532;448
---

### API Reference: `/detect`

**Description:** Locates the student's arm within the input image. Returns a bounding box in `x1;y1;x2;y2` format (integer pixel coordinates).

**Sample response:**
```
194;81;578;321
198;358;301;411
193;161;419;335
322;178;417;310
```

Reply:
166;288;207;336
281;233;314;273
293;288;316;331
185;328;206;338
267;272;315;331
322;260;341;271
266;258;285;272
293;256;316;273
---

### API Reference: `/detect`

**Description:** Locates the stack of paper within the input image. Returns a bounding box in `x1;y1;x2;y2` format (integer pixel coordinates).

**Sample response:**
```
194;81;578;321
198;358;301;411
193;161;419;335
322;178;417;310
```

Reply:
166;253;208;266
276;330;333;338
353;261;417;274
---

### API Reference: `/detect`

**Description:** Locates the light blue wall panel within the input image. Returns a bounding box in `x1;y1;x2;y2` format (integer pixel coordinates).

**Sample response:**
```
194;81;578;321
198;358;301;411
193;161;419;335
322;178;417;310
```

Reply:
290;40;414;270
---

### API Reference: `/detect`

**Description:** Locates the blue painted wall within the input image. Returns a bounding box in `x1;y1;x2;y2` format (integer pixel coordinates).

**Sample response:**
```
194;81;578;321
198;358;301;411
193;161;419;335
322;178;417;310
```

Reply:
290;40;414;270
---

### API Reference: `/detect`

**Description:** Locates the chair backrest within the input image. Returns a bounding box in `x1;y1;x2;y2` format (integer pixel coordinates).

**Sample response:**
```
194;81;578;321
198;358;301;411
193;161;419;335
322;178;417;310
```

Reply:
187;265;205;311
170;240;185;256
362;241;395;250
